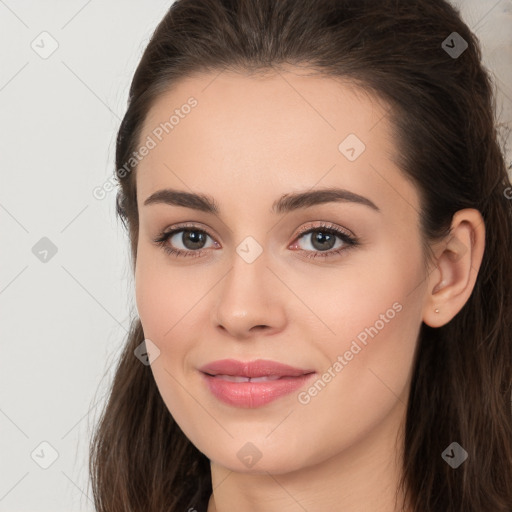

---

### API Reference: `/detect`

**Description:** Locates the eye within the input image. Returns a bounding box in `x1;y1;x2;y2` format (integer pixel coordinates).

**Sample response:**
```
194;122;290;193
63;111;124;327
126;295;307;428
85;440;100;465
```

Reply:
153;224;218;258
153;221;359;259
290;222;359;259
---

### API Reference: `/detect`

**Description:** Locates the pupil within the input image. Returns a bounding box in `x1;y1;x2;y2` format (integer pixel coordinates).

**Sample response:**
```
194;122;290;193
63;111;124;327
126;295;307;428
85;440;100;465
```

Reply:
312;231;335;251
183;230;205;249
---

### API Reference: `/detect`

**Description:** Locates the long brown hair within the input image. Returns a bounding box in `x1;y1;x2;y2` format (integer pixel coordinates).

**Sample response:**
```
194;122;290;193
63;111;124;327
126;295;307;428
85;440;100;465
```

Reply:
89;1;512;510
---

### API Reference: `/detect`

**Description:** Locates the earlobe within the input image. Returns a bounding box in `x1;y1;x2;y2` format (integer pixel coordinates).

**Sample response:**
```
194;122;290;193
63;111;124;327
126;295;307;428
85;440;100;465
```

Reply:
422;209;485;328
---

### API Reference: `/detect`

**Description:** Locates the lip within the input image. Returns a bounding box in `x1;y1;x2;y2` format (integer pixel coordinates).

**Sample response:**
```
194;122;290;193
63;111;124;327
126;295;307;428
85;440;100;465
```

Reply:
198;358;316;408
199;358;314;378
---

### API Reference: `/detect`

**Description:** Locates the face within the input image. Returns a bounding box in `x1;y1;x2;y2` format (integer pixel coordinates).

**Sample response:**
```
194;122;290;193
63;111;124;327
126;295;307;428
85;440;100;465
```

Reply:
134;67;429;473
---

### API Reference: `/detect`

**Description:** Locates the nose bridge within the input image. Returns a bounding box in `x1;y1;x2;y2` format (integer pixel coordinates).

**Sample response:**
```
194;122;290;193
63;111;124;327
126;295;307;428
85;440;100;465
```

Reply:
223;234;270;301
211;233;286;335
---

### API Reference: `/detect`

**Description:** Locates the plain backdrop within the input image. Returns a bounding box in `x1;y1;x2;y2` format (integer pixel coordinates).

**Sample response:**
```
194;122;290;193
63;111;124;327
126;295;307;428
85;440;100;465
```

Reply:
0;1;511;510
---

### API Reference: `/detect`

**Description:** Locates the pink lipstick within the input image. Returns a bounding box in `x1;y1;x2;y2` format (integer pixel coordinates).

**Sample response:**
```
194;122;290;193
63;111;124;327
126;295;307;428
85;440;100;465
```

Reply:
198;358;316;408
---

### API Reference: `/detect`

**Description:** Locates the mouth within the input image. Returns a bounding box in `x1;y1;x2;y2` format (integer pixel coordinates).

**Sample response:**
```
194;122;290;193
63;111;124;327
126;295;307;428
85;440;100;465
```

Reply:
198;358;314;378
205;374;286;382
198;359;316;408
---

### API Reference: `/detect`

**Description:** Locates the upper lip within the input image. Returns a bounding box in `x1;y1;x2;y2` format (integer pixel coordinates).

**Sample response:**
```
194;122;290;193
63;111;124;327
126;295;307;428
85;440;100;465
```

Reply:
199;358;315;378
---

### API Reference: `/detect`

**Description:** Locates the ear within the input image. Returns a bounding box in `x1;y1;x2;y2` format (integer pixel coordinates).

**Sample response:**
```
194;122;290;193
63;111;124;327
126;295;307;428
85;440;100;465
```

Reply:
422;208;485;328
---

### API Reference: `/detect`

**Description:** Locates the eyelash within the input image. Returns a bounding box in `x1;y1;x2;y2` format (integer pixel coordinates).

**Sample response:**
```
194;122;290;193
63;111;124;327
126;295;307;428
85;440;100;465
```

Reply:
153;222;360;260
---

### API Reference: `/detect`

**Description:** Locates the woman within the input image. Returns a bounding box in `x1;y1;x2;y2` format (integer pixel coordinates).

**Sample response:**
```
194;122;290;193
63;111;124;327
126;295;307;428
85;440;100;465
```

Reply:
89;0;512;510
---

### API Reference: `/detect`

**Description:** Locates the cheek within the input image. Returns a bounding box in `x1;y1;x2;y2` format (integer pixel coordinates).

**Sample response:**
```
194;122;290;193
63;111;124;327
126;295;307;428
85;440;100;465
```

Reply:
289;284;423;468
135;259;168;339
304;239;423;344
135;250;206;340
313;302;420;442
134;252;202;419
327;256;424;401
309;243;425;399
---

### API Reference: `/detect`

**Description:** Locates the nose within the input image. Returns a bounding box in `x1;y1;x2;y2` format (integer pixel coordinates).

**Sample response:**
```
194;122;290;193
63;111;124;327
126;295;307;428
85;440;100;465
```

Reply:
211;249;287;340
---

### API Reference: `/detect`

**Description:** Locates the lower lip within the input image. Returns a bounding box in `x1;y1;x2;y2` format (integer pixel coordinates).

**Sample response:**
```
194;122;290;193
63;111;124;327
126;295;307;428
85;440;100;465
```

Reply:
201;372;315;408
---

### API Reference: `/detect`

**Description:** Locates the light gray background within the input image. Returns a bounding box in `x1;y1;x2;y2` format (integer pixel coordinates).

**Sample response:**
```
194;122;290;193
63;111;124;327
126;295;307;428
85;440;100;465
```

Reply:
0;1;511;511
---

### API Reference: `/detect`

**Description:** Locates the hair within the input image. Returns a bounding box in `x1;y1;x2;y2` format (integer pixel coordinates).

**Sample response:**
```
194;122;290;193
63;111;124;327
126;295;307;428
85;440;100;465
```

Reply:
89;0;512;510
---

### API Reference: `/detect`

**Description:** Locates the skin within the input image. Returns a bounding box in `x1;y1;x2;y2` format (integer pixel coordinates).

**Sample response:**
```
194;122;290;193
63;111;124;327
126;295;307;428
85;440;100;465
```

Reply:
133;66;485;512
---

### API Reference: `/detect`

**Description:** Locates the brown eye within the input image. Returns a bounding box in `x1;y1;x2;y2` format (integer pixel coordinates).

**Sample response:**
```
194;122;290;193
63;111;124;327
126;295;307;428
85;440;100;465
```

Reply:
154;226;217;258
291;222;359;260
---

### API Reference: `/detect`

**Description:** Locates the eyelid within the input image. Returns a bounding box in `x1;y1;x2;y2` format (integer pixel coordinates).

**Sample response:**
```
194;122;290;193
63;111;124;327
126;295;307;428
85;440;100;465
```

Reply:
156;221;355;241
294;221;356;239
153;220;359;259
155;221;216;242
153;222;219;251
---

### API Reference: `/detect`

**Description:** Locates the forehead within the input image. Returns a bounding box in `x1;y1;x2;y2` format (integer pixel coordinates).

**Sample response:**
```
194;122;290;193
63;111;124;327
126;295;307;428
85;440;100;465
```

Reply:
135;68;417;217
140;68;387;146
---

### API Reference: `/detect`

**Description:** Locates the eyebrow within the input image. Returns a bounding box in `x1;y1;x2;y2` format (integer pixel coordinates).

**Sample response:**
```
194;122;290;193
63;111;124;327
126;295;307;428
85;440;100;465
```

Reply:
143;187;380;214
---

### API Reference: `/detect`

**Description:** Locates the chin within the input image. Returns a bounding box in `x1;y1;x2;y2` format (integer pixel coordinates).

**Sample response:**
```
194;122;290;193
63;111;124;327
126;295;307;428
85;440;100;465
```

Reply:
206;442;313;475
